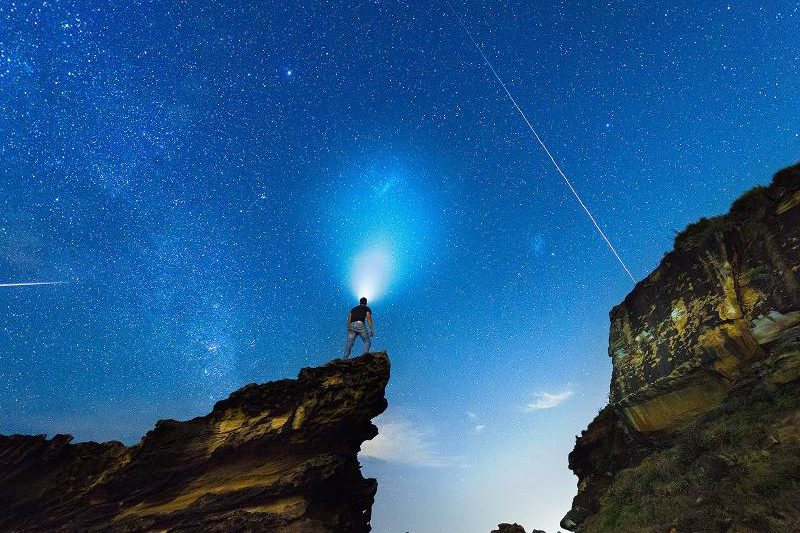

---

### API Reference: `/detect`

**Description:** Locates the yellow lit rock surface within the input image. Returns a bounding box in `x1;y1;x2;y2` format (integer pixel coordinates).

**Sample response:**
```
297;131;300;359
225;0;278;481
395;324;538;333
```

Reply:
564;163;800;531
622;376;728;433
776;189;800;214
0;352;390;533
608;164;800;431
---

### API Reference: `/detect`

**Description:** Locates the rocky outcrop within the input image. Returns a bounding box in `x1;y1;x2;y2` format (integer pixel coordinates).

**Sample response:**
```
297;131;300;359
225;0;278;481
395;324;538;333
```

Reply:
491;524;528;533
490;523;546;533
0;352;390;532
563;163;800;531
608;164;800;434
491;523;545;533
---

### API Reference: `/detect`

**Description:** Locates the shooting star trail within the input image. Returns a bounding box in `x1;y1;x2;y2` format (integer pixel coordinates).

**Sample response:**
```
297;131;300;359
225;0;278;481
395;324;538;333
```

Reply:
446;1;637;283
0;281;67;287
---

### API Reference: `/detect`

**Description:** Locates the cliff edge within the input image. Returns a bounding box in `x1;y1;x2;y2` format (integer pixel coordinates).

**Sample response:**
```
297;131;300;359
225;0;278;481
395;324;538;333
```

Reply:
0;352;390;532
563;163;800;532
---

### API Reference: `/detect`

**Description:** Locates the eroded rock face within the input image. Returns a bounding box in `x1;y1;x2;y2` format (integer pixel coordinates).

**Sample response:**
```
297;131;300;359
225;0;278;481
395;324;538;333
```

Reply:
610;164;800;433
563;163;800;530
0;352;390;532
490;523;528;533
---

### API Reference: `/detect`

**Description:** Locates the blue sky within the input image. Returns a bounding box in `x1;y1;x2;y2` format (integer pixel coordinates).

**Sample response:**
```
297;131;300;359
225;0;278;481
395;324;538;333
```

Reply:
1;1;798;531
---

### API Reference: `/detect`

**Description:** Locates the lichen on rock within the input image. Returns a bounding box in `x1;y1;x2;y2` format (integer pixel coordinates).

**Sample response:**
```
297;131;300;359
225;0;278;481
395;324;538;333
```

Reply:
562;163;800;531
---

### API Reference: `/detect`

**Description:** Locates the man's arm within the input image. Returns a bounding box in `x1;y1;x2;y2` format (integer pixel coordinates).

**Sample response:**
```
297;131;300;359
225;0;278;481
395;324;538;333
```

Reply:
347;311;351;327
366;311;374;336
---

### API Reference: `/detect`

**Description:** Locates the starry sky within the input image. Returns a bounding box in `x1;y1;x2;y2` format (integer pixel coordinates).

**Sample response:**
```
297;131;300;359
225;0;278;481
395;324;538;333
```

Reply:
1;0;798;531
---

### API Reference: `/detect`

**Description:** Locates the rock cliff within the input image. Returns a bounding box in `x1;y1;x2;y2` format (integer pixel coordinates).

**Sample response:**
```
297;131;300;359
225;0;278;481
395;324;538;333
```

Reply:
0;352;390;532
562;163;800;532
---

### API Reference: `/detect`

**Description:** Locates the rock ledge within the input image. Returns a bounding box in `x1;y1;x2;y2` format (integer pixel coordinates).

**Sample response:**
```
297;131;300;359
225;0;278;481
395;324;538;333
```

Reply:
0;352;390;533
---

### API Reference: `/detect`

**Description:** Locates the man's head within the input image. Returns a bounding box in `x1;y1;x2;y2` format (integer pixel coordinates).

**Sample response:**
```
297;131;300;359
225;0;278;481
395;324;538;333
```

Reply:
360;297;368;305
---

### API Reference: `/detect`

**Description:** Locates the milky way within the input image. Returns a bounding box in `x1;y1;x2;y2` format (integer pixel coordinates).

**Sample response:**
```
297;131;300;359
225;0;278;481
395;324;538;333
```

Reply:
1;1;798;531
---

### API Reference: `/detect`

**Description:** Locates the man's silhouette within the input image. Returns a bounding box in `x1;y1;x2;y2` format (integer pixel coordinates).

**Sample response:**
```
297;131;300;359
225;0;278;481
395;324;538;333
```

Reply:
343;297;374;359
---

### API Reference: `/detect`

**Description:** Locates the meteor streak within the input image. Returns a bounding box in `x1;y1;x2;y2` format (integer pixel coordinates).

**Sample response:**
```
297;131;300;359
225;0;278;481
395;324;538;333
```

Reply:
446;2;637;283
0;281;66;287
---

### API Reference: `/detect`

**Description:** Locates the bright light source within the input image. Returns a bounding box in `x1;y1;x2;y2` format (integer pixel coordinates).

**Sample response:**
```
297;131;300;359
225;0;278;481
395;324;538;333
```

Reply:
350;245;393;302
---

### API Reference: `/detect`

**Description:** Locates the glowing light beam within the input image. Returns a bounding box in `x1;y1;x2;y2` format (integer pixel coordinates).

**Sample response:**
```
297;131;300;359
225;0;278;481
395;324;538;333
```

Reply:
350;246;393;302
446;1;637;283
0;281;67;287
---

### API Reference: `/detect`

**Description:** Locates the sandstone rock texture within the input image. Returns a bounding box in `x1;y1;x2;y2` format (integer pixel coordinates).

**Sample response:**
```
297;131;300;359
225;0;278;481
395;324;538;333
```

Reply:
563;163;800;531
0;352;390;532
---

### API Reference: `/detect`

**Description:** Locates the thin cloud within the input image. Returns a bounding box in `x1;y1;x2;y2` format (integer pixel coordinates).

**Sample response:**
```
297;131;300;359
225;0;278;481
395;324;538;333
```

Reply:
360;416;451;467
474;425;486;434
525;390;574;411
465;411;478;419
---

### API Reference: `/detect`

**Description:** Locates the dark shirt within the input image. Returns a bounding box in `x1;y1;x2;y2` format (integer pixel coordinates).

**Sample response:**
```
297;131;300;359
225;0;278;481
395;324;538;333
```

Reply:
350;304;371;323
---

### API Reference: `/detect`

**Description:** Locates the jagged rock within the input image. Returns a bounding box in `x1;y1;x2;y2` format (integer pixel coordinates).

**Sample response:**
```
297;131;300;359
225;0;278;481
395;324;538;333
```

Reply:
491;523;527;533
490;523;548;533
560;507;592;530
564;405;651;518
563;163;800;531
0;352;390;532
609;163;800;434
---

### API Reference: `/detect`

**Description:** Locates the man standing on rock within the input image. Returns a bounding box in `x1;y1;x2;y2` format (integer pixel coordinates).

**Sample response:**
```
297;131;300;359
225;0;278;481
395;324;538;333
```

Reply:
343;297;374;359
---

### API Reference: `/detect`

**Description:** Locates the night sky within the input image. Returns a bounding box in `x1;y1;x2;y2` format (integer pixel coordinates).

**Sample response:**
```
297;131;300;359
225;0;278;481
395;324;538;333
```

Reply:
1;0;798;531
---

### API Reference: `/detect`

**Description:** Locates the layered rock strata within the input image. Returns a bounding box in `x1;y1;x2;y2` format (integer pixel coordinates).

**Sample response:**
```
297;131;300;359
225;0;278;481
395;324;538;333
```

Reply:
0;352;390;532
563;163;800;530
